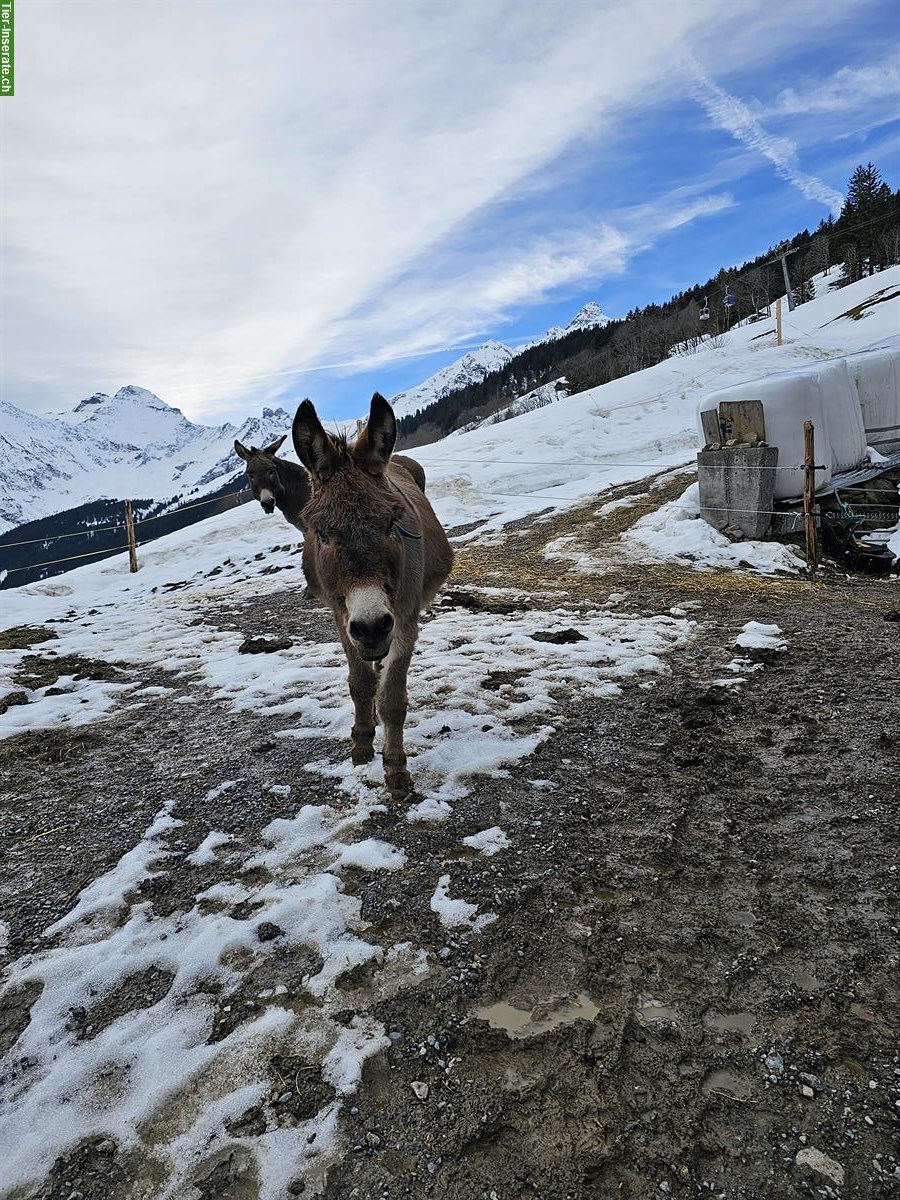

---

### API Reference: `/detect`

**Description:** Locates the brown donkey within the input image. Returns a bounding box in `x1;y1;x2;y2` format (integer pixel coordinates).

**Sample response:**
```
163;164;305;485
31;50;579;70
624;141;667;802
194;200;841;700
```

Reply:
293;393;453;795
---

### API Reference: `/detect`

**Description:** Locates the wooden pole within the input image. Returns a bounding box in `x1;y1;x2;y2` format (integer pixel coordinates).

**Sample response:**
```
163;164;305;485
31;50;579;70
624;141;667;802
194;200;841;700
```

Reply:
775;296;783;346
124;500;139;573
803;421;818;574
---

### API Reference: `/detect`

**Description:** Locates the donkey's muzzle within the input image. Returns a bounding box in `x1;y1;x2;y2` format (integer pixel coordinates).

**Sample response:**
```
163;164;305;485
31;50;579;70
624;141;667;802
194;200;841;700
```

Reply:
259;494;276;514
349;612;394;661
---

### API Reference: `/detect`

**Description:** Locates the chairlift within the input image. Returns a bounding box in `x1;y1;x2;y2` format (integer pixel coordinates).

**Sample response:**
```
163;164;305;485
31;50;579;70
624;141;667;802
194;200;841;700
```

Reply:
699;296;710;322
724;285;736;309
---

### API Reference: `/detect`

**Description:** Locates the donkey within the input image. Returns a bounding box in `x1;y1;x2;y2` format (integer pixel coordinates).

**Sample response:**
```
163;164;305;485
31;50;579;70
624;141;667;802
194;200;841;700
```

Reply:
293;392;453;795
234;436;312;532
235;435;428;533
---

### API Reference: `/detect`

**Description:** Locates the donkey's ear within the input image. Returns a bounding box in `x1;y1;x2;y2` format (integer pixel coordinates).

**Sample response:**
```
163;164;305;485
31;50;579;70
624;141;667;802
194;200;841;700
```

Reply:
292;401;338;482
262;434;287;456
234;439;251;461
355;392;396;476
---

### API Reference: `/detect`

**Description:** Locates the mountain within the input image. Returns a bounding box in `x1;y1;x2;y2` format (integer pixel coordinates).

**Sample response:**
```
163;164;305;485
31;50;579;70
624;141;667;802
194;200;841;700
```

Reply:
0;386;292;532
389;341;514;420
533;301;611;345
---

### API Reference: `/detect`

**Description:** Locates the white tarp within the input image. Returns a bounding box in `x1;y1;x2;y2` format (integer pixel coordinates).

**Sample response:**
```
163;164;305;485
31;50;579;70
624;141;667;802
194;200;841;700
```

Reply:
845;345;900;455
696;348;899;500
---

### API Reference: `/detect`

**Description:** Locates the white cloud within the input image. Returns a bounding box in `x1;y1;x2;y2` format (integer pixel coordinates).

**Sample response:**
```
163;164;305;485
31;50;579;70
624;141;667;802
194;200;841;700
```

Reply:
0;1;867;420
768;60;900;116
692;70;845;214
320;192;736;371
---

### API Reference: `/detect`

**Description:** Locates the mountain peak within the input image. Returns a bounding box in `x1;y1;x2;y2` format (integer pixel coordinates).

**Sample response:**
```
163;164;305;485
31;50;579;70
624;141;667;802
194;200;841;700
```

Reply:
567;301;609;330
389;340;514;421
73;392;111;414
112;385;173;411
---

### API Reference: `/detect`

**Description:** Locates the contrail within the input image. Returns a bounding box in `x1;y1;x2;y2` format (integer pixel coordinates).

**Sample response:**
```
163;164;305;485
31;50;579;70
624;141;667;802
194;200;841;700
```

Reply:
691;68;844;215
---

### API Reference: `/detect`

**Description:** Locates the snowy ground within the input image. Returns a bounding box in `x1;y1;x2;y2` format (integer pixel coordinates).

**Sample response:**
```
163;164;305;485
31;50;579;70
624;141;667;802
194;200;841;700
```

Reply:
1;269;899;1198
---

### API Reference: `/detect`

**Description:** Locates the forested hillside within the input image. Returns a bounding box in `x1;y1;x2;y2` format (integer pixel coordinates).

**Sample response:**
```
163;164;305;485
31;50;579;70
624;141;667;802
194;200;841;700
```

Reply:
397;162;899;446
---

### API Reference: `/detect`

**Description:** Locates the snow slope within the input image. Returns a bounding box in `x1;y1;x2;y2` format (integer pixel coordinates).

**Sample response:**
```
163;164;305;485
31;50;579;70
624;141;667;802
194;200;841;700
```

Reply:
411;268;900;534
0;387;294;532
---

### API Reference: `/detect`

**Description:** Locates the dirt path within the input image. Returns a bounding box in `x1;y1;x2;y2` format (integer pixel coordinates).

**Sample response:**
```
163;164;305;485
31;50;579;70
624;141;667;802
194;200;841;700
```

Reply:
1;497;898;1200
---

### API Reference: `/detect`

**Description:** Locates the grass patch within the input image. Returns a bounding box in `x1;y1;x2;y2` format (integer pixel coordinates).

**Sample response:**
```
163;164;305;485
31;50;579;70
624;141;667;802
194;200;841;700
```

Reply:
0;726;103;769
828;287;900;323
0;626;59;651
14;653;125;689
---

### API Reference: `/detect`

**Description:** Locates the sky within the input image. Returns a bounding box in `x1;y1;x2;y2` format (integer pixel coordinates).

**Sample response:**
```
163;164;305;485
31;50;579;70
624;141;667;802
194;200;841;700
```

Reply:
2;0;898;426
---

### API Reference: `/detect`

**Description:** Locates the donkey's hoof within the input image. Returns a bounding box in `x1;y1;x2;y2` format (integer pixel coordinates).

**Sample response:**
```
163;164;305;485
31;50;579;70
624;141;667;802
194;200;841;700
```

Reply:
386;770;412;798
351;746;375;766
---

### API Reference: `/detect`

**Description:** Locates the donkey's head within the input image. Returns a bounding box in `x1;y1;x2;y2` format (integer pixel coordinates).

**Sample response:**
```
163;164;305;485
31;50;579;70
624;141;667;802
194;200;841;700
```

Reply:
234;435;288;514
293;394;417;663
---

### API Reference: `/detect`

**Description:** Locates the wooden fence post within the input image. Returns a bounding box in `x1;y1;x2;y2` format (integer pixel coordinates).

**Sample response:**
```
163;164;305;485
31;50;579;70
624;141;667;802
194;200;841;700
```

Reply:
803;421;818;573
124;500;139;573
776;296;783;346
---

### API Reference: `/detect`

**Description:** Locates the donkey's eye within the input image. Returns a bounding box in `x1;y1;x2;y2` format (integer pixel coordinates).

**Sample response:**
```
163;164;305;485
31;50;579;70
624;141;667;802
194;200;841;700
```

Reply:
316;529;329;546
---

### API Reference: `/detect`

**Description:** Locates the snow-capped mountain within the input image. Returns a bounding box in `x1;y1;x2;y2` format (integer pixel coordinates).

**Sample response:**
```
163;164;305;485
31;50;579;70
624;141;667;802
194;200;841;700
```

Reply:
0;386;293;532
535;301;611;344
390;341;514;421
389;302;612;423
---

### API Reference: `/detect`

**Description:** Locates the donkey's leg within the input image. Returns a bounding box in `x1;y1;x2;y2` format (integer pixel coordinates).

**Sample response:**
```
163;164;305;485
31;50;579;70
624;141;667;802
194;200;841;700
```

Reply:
376;631;415;795
339;629;377;764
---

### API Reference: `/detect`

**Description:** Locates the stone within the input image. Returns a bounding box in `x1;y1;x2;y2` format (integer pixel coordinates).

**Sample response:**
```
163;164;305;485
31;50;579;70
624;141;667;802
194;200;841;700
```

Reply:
796;1147;845;1187
410;1081;429;1101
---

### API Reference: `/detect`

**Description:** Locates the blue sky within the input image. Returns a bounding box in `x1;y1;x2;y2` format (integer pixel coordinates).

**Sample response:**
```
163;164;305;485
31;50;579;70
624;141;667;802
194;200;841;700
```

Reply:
2;0;898;425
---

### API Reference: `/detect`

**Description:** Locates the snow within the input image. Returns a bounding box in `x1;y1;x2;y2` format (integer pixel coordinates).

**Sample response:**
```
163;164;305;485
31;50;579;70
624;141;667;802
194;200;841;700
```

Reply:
622;483;805;574
734;621;787;651
430;875;496;931
186;830;234;866
390;340;514;421
0;387;293;531
411;268;900;536
461;827;510;857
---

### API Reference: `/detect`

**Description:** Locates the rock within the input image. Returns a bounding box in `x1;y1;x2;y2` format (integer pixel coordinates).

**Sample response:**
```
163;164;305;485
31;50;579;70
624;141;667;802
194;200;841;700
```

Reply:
800;1084;815;1098
238;636;293;654
256;921;284;943
796;1147;844;1187
530;628;587;644
764;1051;784;1073
365;1131;381;1148
410;1081;429;1101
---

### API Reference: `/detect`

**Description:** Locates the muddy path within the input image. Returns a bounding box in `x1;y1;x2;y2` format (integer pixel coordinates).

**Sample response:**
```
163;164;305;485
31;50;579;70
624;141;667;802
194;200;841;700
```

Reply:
0;496;898;1200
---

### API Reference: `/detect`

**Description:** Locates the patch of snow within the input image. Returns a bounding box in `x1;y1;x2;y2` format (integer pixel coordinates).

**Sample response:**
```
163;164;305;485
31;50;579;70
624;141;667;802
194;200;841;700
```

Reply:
430;875;496;931
623;484;804;575
461;827;510;857
735;621;787;651
186;830;234;866
330;839;407;872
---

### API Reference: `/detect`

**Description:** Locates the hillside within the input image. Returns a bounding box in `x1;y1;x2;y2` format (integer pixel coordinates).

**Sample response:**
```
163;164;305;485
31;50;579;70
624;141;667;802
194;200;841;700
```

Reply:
0;387;292;533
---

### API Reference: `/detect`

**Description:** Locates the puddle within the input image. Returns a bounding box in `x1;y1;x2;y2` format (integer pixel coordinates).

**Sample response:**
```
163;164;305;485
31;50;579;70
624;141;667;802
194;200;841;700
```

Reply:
475;993;601;1039
442;846;477;865
791;969;823;993
730;910;757;927
702;1069;752;1100
703;1011;756;1043
635;996;680;1027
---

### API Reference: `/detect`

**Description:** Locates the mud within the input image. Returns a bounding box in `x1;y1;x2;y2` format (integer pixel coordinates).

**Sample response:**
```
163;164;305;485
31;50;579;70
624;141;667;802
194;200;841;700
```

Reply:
1;494;898;1200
